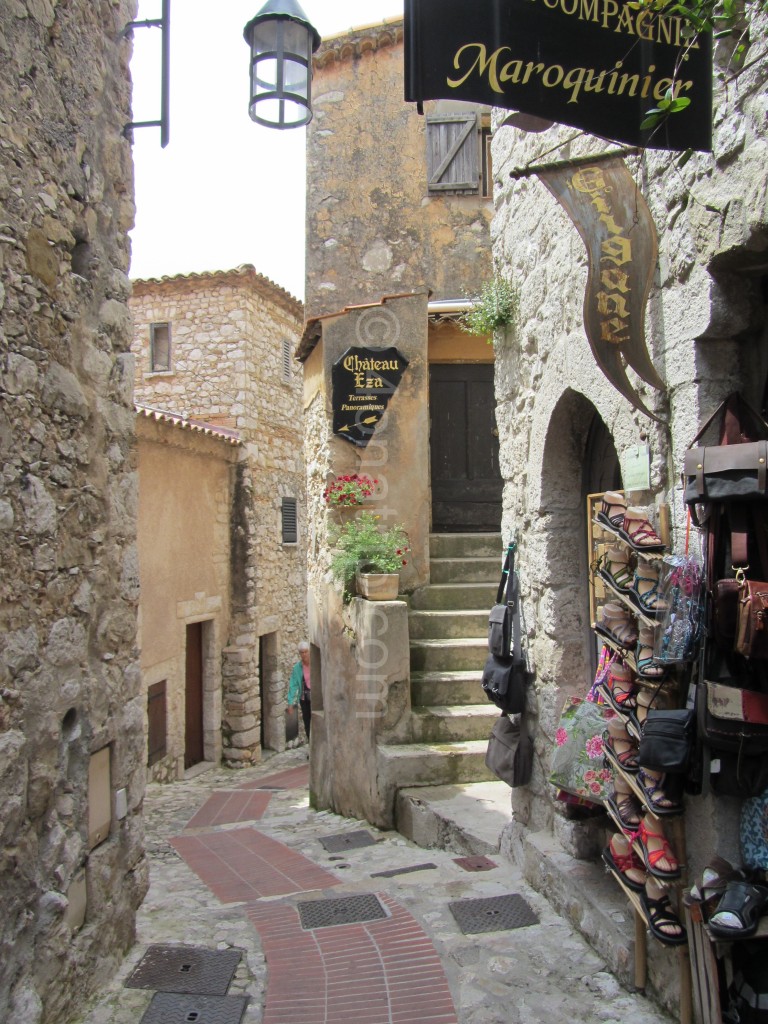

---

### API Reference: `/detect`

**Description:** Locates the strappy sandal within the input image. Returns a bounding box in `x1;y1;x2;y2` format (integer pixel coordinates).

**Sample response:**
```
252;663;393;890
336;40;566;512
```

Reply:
630;559;669;617
637;819;681;880
708;881;768;939
599;548;635;596
603;834;646;892
599;663;637;715
620;508;665;552
603;731;640;773
635;624;666;680
594;602;638;650
605;786;642;830
597;491;627;532
637;768;682;816
641;885;687;945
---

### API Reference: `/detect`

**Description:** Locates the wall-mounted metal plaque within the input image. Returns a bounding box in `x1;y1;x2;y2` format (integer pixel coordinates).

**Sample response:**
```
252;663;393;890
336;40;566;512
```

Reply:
332;347;409;448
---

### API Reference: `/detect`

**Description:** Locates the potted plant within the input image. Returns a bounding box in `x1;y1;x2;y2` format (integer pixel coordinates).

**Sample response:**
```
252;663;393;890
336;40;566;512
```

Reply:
323;473;379;514
329;511;409;602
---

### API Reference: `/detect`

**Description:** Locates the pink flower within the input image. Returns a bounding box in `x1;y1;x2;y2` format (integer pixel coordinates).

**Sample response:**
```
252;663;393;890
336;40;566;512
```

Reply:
599;768;613;781
585;734;604;759
589;781;602;794
584;770;596;782
556;727;568;747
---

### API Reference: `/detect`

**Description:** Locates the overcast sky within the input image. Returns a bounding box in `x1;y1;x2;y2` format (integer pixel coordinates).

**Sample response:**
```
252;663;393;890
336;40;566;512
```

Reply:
129;1;404;299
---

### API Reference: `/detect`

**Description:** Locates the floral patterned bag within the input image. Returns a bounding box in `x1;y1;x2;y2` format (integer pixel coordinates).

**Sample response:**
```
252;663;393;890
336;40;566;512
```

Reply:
549;695;614;805
741;787;768;871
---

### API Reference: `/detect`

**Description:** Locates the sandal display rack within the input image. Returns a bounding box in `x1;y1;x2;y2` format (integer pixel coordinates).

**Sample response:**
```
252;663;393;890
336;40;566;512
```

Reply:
587;491;694;1024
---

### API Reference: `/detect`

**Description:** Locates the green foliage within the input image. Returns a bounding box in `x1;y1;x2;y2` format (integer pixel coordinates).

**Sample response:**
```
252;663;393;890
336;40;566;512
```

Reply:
329;511;410;601
460;278;519;339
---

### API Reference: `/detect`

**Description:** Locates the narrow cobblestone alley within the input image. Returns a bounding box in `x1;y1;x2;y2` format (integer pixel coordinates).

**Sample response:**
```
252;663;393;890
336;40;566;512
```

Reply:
74;750;675;1024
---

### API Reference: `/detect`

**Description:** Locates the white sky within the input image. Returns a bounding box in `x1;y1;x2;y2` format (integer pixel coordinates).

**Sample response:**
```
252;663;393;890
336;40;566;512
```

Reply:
129;1;404;300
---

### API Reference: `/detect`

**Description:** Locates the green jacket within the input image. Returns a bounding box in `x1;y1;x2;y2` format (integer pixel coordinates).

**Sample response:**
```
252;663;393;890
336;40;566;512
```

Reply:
287;661;308;706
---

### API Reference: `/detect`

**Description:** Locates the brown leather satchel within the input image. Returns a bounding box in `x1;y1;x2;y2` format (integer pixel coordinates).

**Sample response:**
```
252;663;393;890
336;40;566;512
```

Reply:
735;579;768;658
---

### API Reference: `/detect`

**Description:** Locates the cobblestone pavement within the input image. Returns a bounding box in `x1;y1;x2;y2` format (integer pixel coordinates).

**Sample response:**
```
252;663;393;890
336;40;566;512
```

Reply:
74;749;675;1024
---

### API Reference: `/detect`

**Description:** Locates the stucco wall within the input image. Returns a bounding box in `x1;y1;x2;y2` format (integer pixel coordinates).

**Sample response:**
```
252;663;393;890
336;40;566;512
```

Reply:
490;10;768;870
0;2;146;1021
306;21;493;319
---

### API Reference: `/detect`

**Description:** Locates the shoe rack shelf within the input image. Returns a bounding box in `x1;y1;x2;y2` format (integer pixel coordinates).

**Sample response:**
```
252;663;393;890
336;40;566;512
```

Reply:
588;491;693;1024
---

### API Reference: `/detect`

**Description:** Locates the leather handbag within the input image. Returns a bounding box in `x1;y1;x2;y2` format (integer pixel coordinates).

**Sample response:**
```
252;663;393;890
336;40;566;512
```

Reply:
485;714;533;788
735;579;768;659
699;681;768;757
488;543;516;657
713;577;741;648
637;708;695;773
481;651;526;715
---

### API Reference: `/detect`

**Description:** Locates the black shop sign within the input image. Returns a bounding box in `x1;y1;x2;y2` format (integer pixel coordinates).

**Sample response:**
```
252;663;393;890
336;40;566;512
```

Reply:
332;347;409;448
405;0;712;151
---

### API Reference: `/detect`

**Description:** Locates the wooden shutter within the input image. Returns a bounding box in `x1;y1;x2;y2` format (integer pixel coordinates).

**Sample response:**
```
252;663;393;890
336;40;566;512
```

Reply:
281;497;298;544
426;113;480;193
147;680;167;766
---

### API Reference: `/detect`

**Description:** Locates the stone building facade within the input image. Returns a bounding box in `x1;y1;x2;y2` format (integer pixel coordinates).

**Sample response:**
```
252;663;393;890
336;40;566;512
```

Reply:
130;267;307;767
488;7;768;1007
0;2;146;1022
306;18;493;320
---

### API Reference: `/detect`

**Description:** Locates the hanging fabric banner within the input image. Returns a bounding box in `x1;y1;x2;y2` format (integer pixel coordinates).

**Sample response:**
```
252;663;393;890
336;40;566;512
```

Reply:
404;0;712;152
537;157;663;420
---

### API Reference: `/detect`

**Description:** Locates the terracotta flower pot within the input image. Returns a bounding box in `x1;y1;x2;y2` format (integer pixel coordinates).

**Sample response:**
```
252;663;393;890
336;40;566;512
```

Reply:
356;572;400;601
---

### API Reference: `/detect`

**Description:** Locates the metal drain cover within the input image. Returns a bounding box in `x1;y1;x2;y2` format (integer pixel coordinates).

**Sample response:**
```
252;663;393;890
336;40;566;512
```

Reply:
318;829;377;852
139;992;248;1024
449;894;539;934
371;862;438;878
299;893;387;930
126;945;242;995
453;856;498;872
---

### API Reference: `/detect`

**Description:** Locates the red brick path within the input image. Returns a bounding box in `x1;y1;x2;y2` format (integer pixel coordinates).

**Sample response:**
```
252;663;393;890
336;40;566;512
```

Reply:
170;827;340;902
247;894;459;1024
185;789;273;829
237;764;310;791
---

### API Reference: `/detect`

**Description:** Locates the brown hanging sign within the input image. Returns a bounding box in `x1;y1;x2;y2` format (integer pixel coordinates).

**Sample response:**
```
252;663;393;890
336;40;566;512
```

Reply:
537;157;663;420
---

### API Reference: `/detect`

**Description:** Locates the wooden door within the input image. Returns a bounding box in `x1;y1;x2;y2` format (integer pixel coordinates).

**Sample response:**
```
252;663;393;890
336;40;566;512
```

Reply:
429;364;502;532
184;623;204;769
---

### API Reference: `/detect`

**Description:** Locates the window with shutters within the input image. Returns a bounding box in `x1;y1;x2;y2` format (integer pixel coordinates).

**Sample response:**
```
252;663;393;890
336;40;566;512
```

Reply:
149;322;172;372
426;113;480;195
281;497;298;545
147;680;167;766
281;338;292;383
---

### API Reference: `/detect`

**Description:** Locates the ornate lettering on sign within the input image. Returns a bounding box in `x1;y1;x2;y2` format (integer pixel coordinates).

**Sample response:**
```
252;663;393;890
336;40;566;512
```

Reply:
332;347;409;448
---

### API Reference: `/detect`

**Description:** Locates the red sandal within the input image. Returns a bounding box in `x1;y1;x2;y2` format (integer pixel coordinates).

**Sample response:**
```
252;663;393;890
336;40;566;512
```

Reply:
599;663;638;715
620;508;665;552
602;834;646;892
637;819;681;880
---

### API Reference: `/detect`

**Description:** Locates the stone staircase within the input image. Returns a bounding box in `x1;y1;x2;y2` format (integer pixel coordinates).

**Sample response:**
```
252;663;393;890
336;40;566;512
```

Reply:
376;533;503;818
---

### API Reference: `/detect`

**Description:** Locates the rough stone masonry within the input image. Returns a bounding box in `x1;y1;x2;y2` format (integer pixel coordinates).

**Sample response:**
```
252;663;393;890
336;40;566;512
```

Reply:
0;2;147;1022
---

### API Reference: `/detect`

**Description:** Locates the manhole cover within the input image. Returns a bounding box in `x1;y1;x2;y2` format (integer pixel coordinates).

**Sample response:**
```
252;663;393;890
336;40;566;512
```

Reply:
448;894;539;934
371;863;438;878
139;992;248;1024
299;893;388;930
453;856;498;872
126;945;242;995
318;829;377;853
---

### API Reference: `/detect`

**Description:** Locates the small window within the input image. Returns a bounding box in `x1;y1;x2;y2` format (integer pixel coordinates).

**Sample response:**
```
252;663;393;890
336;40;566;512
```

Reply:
147;680;168;766
426;113;480;194
281;497;298;544
282;339;293;383
150;322;172;372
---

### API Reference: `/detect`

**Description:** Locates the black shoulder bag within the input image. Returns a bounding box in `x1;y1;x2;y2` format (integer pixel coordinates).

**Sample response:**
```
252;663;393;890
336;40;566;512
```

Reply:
482;543;529;714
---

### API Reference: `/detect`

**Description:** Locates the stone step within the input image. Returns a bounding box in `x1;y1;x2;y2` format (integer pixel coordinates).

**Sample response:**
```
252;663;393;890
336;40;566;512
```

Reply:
409;581;497;611
430;557;501;584
410;704;498;743
410;637;488;674
430;533;503;559
376;739;495;794
411;670;484;706
408;609;489;641
395;781;512;855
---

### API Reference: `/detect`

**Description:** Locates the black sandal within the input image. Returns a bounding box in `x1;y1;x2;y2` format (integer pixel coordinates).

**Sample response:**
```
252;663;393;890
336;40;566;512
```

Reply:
708;881;768;939
604;789;642;829
640;890;687;946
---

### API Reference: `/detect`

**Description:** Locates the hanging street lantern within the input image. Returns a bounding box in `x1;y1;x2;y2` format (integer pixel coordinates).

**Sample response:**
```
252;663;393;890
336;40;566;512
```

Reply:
243;0;321;130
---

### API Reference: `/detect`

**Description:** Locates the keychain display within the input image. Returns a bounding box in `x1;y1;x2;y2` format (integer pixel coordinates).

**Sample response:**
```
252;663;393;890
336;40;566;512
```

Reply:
653;554;705;664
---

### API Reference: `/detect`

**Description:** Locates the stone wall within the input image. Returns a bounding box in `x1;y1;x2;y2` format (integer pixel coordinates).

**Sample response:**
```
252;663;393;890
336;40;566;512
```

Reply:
130;268;307;763
490;0;768;962
0;1;146;1022
306;20;493;320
